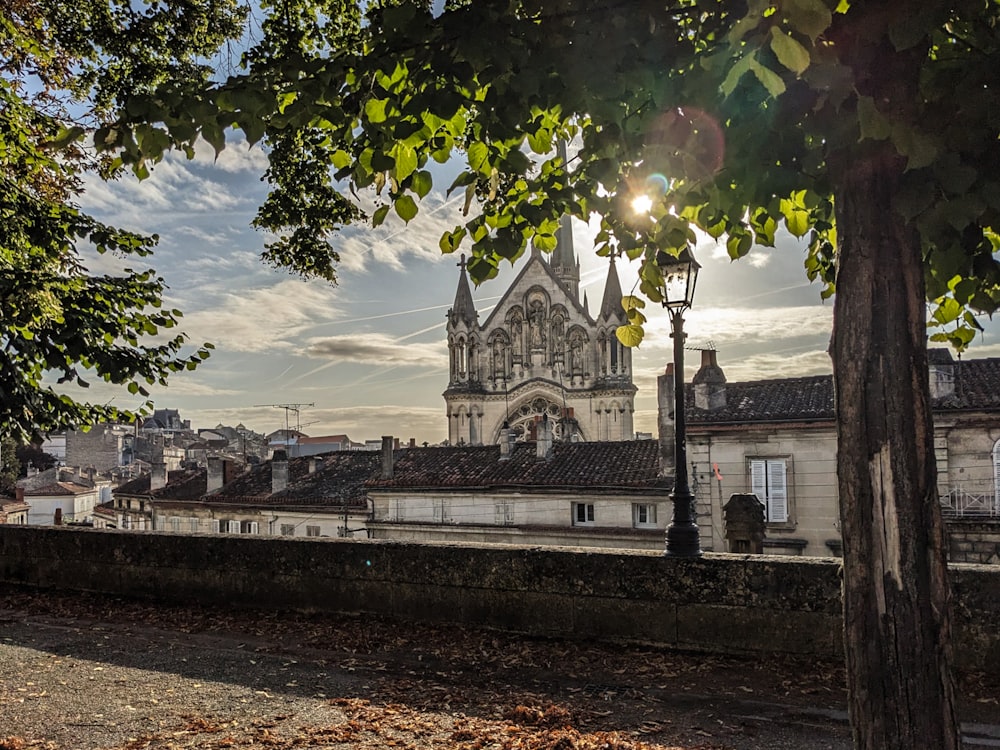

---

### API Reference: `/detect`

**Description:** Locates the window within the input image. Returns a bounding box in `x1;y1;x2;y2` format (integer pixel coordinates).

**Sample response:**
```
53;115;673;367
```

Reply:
218;519;239;533
632;503;657;528
572;502;595;526
240;520;259;534
189;518;199;533
494;501;514;526
433;498;450;523
306;525;321;537
280;524;296;537
169;516;181;532
749;459;789;523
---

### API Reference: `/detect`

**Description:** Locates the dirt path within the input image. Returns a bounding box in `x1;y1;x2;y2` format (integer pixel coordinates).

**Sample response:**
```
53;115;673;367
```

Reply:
0;585;995;749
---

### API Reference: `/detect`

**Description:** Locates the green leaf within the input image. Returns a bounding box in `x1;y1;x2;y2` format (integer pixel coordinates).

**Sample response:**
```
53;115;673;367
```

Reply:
439;227;467;254
721;54;754;98
365;98;389;123
931;297;962;325
468;142;490;174
780;198;812;237
621;295;646;312
616;325;645;348
749;59;786;98
785;0;833;41
392;143;418;181
891;123;938;170
372;204;391;227
769;29;811;75
411;170;433;198
857;96;891;141
395;195;418;223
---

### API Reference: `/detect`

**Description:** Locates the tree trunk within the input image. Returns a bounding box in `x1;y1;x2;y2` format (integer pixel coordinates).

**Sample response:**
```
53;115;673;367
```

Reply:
832;144;961;749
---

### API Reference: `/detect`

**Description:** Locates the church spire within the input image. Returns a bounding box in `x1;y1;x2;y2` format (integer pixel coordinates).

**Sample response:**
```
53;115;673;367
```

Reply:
599;254;626;321
549;141;580;300
449;254;478;327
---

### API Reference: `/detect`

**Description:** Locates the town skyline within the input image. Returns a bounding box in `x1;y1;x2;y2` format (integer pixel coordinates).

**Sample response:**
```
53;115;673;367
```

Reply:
73;138;1000;445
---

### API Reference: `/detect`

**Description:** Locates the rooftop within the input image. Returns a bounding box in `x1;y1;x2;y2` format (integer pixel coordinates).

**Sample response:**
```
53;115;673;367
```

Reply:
687;354;1000;425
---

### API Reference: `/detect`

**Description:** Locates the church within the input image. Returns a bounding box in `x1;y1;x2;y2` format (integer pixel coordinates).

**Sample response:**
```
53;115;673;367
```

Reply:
444;215;636;445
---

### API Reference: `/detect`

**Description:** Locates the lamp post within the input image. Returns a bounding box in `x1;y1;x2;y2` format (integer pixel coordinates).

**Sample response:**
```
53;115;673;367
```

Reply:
656;246;703;557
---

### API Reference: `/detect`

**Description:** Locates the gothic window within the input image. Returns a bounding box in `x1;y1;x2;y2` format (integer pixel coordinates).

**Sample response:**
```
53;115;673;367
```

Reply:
610;327;619;373
457;335;468;377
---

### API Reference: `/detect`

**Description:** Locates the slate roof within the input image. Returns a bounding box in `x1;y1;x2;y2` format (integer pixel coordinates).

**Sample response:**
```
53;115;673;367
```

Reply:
686;356;1000;425
137;441;666;506
115;470;204;498
206;452;377;506
687;375;834;425
23;482;95;497
366;440;666;491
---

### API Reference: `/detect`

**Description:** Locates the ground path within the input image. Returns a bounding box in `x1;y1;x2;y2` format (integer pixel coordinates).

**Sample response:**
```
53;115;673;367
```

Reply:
2;585;998;749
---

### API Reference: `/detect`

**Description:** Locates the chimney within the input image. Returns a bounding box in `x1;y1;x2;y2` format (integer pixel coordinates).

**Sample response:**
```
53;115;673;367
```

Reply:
693;349;727;410
15;487;24;504
536;415;553;460
381;436;394;479
150;462;167;491
54;507;63;525
658;363;676;478
409;437;416;448
206;456;223;493
928;348;956;400
499;422;513;460
271;449;288;494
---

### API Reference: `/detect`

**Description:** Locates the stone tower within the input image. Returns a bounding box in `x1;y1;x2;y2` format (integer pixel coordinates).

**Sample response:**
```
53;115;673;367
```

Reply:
444;218;636;445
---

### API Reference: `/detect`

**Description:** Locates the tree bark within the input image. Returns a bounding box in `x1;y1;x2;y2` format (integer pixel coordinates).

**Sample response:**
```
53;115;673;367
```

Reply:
832;143;961;749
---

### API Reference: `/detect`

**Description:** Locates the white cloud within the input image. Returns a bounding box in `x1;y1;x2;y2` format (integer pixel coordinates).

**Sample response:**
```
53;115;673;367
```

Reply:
186;137;271;173
174;278;343;353
305;333;447;367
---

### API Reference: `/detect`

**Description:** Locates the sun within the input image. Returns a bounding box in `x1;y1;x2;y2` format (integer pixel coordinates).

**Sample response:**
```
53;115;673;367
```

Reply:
631;194;654;215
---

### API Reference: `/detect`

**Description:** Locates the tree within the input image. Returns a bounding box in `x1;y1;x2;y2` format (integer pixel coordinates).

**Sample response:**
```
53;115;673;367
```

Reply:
102;1;1000;746
14;444;56;477
0;435;18;495
0;0;249;441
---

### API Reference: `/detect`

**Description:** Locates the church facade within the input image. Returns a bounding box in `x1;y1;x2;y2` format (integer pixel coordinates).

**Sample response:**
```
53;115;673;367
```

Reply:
444;217;636;445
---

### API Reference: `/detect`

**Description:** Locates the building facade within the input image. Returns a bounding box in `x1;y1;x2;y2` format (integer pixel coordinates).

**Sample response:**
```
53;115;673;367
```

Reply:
678;349;1000;561
444;216;636;446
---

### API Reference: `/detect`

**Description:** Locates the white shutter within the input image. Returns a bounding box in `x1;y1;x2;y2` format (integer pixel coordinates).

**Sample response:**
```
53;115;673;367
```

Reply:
767;460;788;522
749;460;767;503
993;441;1000;510
248;521;259;534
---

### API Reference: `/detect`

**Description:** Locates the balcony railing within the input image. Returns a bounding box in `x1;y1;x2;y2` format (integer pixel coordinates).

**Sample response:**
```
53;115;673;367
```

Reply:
940;483;1000;519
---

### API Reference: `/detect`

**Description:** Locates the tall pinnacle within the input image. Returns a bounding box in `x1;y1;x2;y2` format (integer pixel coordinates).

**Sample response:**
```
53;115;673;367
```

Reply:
450;254;477;326
550;141;580;300
599;254;626;321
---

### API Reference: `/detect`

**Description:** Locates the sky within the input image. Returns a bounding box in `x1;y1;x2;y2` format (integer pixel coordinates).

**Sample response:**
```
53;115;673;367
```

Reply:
73;136;1000;445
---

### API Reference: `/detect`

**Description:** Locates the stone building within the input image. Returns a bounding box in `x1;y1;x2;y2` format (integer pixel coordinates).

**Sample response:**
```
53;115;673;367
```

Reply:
444;216;636;446
678;348;1000;562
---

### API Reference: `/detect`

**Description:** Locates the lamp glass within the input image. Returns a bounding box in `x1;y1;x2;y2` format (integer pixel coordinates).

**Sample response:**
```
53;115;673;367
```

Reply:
656;248;700;309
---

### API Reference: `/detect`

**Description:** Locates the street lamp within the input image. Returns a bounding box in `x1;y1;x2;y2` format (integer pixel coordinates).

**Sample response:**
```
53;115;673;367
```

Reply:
656;246;702;557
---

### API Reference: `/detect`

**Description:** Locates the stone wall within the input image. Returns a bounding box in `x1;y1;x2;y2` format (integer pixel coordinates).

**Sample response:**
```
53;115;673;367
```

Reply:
1;526;997;670
65;426;125;472
948;520;1000;565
